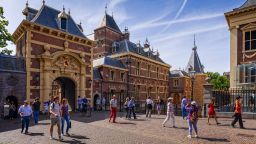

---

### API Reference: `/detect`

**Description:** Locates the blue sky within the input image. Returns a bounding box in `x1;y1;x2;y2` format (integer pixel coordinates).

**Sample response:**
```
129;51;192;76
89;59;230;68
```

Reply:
0;0;247;74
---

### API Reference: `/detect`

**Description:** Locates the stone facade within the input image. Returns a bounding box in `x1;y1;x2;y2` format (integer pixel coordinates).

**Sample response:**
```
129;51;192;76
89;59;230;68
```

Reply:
225;0;256;88
11;4;94;110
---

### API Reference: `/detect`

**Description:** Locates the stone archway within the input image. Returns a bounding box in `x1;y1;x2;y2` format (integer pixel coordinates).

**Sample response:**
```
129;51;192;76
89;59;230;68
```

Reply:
40;51;87;110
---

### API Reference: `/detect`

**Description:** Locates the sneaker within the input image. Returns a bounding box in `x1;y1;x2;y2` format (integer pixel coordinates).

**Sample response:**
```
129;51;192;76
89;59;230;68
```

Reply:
187;135;192;138
195;135;198;138
49;136;53;140
231;124;235;128
162;124;165;127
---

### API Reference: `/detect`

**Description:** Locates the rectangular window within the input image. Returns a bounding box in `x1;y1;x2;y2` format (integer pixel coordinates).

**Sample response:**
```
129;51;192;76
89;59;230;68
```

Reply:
110;71;115;81
61;18;67;30
174;79;179;87
147;65;151;77
136;62;140;75
156;67;159;78
244;30;256;51
121;72;125;82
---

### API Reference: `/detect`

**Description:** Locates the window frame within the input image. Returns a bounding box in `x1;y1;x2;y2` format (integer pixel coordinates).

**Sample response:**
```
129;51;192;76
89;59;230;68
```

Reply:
243;29;256;52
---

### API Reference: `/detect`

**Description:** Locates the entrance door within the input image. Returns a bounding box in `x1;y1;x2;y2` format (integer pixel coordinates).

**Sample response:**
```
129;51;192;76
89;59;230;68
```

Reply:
52;77;76;111
5;96;18;118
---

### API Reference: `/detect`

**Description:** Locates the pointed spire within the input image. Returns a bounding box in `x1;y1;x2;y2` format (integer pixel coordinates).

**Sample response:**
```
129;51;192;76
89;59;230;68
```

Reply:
193;34;197;51
42;0;45;5
26;0;29;7
63;5;65;12
105;3;108;14
68;8;70;15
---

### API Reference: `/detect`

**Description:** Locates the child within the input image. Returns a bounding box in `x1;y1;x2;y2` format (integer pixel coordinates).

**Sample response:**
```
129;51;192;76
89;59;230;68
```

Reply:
207;99;220;125
162;97;175;127
186;101;198;138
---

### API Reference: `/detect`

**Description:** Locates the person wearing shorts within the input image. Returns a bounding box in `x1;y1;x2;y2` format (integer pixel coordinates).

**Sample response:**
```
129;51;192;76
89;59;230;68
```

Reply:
49;96;63;141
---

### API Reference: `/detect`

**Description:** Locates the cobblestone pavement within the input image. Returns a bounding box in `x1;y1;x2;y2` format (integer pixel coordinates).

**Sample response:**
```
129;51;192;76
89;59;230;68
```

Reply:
0;112;256;144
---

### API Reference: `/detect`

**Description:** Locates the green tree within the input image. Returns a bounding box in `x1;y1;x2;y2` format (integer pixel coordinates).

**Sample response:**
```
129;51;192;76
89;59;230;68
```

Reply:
0;6;13;55
206;72;230;90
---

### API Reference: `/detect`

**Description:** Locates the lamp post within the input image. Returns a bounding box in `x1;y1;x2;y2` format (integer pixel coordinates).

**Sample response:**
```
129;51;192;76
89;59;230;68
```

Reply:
189;70;196;101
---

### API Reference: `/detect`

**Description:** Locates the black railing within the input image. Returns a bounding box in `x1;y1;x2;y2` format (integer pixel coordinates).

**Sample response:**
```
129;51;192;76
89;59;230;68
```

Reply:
213;89;256;113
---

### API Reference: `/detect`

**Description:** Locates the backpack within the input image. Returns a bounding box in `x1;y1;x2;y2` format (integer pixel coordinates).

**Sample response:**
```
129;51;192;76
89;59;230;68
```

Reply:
190;110;198;122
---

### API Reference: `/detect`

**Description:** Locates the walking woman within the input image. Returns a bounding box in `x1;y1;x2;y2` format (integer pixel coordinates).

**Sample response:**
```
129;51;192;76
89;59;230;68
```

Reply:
181;96;188;119
124;97;130;119
186;101;199;138
207;99;220;125
162;98;175;128
61;99;70;136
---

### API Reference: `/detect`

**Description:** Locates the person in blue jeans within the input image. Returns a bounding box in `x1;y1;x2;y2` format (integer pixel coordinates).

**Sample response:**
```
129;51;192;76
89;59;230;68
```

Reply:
185;101;199;138
181;96;188;119
61;99;70;136
18;100;33;134
32;98;41;124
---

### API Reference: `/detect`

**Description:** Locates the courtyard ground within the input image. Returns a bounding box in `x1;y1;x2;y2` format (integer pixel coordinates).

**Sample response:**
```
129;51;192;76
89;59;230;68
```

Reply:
0;112;256;144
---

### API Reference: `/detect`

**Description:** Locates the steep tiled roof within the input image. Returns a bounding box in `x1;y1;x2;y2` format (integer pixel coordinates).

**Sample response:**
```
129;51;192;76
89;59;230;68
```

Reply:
100;13;121;33
169;70;189;77
239;0;256;9
112;40;166;64
0;55;25;72
185;46;204;74
93;56;126;69
27;5;85;38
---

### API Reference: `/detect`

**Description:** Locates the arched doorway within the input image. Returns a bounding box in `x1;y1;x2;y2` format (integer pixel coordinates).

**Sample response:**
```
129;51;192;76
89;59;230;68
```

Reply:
93;94;100;111
52;77;76;111
5;96;18;118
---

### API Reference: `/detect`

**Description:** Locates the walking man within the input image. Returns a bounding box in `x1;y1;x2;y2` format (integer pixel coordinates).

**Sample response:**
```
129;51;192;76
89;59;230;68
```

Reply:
128;97;136;119
181;96;188;119
109;95;117;123
32;97;41;124
77;96;82;112
146;96;153;118
162;97;175;128
49;96;63;141
231;96;245;129
18;100;33;134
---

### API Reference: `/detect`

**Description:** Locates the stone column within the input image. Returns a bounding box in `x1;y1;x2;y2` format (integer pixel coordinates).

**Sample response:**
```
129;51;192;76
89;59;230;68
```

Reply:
202;83;214;117
80;74;85;97
43;71;50;103
230;26;238;88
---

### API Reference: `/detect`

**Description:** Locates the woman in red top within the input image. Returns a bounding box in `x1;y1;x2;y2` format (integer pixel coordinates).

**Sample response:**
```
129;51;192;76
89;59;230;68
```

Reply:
207;99;220;125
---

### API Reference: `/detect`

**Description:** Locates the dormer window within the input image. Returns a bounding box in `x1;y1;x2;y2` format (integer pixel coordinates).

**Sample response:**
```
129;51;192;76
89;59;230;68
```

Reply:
58;7;68;31
61;18;67;30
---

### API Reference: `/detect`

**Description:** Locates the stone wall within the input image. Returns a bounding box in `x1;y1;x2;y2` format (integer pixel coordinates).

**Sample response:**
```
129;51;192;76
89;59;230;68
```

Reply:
193;74;207;115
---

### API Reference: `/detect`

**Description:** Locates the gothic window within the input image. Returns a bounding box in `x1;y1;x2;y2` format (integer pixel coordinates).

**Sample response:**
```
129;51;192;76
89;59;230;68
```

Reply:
245;30;256;51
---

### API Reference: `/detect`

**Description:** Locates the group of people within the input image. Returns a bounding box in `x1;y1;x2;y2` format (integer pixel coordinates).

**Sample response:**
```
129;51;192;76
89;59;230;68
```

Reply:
18;96;71;141
124;97;136;119
96;96;106;111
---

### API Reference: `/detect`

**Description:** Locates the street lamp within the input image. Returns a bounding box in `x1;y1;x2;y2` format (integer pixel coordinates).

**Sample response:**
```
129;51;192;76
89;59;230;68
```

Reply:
189;70;196;101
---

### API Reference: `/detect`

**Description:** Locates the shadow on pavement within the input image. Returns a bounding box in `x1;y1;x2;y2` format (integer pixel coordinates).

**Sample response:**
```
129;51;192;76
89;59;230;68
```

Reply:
172;126;187;130
26;132;44;136
68;134;90;139
198;137;230;142
116;122;136;125
61;139;87;144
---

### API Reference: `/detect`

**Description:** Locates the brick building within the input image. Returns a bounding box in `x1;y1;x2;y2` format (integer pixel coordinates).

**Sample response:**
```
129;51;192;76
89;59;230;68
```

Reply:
225;0;256;88
92;12;171;106
11;2;94;110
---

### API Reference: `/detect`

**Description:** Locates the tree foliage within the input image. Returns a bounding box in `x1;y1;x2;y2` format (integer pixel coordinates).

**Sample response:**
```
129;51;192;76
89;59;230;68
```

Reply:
0;6;13;55
206;72;230;90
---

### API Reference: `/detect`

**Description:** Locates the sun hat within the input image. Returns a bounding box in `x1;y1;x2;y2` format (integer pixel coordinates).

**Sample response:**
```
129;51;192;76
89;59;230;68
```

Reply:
191;101;197;105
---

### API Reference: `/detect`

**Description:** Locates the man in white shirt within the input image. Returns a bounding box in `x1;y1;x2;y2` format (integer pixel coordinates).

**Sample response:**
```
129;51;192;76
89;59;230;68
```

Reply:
49;96;62;141
18;100;33;134
162;97;175;128
146;97;153;118
109;95;117;123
